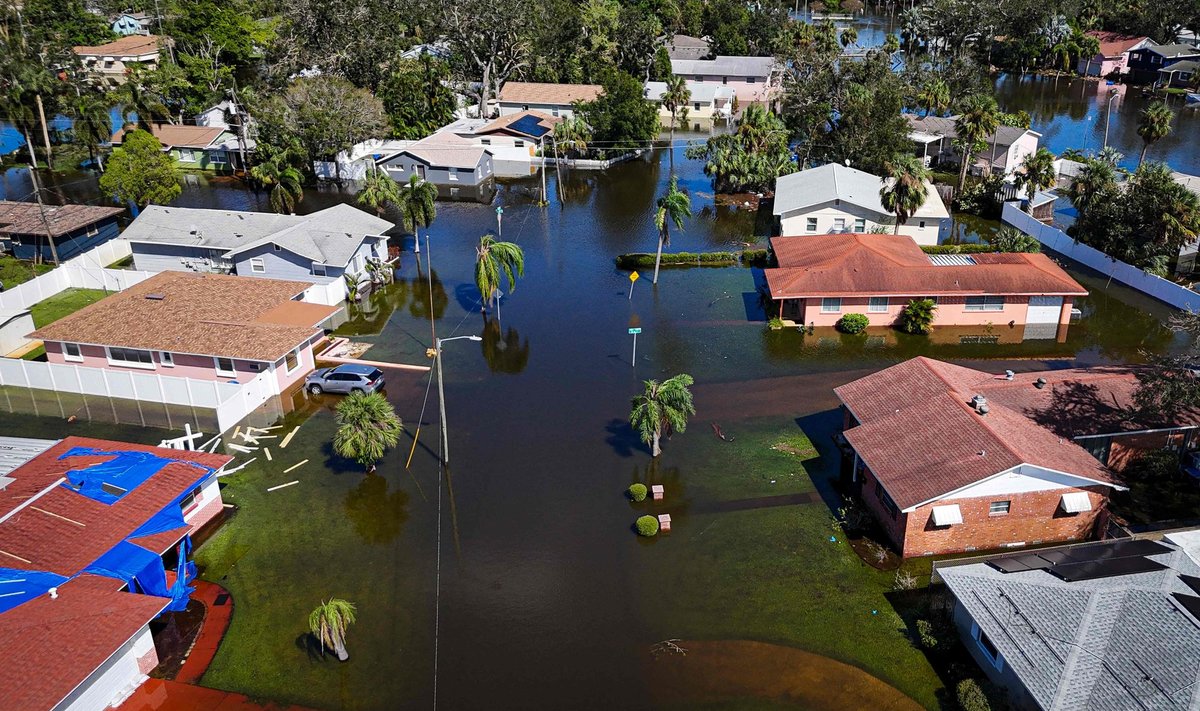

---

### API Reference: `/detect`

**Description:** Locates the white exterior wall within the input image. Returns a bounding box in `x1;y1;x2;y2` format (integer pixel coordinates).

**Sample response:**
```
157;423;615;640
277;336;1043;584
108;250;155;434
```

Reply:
778;202;945;245
497;101;577;118
56;626;155;711
938;465;1096;503
1005;132;1040;176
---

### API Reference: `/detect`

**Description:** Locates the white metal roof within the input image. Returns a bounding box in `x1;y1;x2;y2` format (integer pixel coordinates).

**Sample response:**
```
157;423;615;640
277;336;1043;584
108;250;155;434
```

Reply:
0;437;58;486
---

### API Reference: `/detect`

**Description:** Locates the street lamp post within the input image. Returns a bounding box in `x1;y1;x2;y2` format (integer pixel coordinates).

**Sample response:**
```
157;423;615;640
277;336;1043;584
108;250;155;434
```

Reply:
495;205;504;239
1103;87;1120;150
434;335;482;465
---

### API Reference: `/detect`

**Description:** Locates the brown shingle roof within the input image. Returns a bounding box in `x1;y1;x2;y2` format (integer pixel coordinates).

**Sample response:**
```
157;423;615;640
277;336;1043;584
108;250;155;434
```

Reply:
0;201;123;238
764;234;1087;299
497;82;603;106
477;110;560;139
112;122;226;149
73;34;164;57
30;271;339;362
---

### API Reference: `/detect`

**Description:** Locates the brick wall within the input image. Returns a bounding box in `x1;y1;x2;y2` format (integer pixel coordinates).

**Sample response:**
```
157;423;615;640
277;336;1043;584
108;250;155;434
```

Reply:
1107;431;1187;471
857;466;908;551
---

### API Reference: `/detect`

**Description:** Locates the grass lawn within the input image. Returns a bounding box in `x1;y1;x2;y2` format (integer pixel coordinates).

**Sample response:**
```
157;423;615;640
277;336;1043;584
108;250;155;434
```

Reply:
30;288;110;328
0;256;54;290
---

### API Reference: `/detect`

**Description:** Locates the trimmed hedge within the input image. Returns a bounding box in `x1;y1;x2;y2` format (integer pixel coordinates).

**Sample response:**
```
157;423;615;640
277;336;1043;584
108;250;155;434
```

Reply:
615;248;772;270
628;483;648;502
920;244;1000;254
836;313;869;334
636;515;659;537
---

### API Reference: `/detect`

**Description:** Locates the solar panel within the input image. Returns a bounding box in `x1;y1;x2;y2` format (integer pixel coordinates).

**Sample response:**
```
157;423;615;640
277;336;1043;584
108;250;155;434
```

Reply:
509;115;551;138
1049;556;1168;582
988;557;1032;573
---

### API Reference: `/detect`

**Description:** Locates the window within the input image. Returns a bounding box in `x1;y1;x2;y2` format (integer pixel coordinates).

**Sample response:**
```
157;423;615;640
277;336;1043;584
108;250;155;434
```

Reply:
480;138;491;145
86;225;99;237
875;483;899;519
285;349;300;373
178;148;197;163
821;298;842;313
209;152;227;164
273;243;282;251
514;140;524;148
965;296;1005;312
721;76;728;84
63;342;83;362
312;263;327;277
833;218;846;232
918;220;926;229
249;257;266;273
989;500;1011;516
450;187;460;197
106;347;155;369
552;108;560;117
748;76;759;83
972;623;1003;669
693;102;701;111
159;351;174;367
806;217;818;232
449;168;459;182
868;297;889;313
179;485;201;514
215;357;236;377
853;218;866;232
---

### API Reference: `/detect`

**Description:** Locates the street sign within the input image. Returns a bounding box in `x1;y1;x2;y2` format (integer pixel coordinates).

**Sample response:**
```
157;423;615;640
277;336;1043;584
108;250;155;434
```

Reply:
629;271;639;282
628;327;642;334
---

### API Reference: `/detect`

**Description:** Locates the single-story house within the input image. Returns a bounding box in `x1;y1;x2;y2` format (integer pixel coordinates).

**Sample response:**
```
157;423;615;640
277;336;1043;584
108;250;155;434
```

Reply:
764;233;1087;337
496;82;603;118
906;114;1041;176
73;34;165;85
1128;43;1200;84
937;536;1200;710
644;80;735;126
126;203;391;294
667;34;712;61
376;132;495;199
669;56;779;106
112;122;251;172
772;163;949;245
1076;31;1153;76
835;357;1126;557
0;200;124;262
110;11;153;36
0;435;233;711
1159;59;1200;88
441;111;559;177
30;271;341;395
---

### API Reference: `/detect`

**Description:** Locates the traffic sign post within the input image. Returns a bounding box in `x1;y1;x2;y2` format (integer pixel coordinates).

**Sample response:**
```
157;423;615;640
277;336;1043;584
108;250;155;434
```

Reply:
628;271;639;300
628;327;642;366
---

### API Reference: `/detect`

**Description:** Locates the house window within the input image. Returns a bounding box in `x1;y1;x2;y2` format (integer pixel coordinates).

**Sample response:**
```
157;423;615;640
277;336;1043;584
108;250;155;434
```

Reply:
179;485;201;514
312;263;327;277
875;482;899;519
249;257;266;273
693;102;701;111
806;217;818;232
63;342;83;362
833;218;846;232
965;296;1004;312
86;225;99;237
215;357;236;377
972;623;1003;669
480;138;491;145
821;298;842;313
209;152;227;164
721;76;728;84
552;108;560;117
159;351;174;367
449;168;459;181
273;243;282;251
179;148;197;163
285;348;300;373
106;347;155;369
918;220;927;229
514;140;524;148
868;297;889;313
748;76;759;83
853;218;866;232
989;500;1011;516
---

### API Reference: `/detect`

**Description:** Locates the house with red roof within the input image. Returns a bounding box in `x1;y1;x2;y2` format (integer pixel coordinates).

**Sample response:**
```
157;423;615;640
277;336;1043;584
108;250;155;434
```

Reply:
1077;31;1154;77
763;234;1087;341
0;436;232;710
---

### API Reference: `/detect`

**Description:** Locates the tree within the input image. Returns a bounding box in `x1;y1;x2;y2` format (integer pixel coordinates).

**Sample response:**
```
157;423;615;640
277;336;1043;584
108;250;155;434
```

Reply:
578;70;659;153
553;115;592;159
379;55;459;140
879;155;930;234
917;78;950;117
441;0;530;117
308;598;357;661
686;104;795;193
356;169;402;216
629;374;695;457
986;227;1041;253
659;74;691;148
1014;147;1057;213
119;68;173;131
1064;157;1118;214
283;76;387;176
474;235;524;311
652;176;691;284
250;148;305;215
332;391;403;473
954;94;1000;192
396;174;437;253
99;130;181;209
1136;101;1173;167
70;91;115;172
898;298;937;334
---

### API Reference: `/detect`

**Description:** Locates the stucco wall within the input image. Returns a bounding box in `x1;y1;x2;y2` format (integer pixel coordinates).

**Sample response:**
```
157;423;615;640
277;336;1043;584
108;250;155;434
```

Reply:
677;76;774;104
497;102;579;118
45;342;268;383
778;203;944;245
271;334;320;392
790;295;1032;328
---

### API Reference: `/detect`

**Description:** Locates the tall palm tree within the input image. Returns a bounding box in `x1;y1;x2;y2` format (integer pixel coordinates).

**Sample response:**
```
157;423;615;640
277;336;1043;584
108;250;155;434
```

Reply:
1065;158;1118;214
356;169;402;216
879;155;931;234
918;78;950;117
71;92;116;172
629;374;696;458
119;73;171;132
954;94;1000;192
396;173;437;254
1014;147;1057;213
840;26;859;48
553;115;592;161
659;74;691;158
1136;101;1173;166
308;598;357;661
652;176;691;284
250;153;304;214
332;392;403;473
475;234;524;311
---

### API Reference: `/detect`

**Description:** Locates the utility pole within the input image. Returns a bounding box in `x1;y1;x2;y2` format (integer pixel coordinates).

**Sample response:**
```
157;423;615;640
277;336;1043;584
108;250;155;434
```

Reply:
31;185;61;266
433;335;482;465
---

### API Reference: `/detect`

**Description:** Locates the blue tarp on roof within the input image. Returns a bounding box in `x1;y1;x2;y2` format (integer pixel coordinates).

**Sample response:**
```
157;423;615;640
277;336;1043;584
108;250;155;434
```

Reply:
0;567;69;614
85;540;170;597
58;447;213;505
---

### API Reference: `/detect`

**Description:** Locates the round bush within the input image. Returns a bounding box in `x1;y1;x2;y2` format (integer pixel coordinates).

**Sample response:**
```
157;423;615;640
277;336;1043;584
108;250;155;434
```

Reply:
636;515;659;537
837;313;870;334
628;483;648;502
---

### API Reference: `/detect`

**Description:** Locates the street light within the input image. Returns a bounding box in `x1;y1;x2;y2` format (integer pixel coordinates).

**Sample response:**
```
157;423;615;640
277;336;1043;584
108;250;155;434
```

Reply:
495;205;504;239
1103;87;1120;150
434;335;482;465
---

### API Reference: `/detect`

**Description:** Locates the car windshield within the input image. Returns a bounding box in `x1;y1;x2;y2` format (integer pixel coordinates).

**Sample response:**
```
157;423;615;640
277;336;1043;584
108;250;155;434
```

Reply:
367;369;383;380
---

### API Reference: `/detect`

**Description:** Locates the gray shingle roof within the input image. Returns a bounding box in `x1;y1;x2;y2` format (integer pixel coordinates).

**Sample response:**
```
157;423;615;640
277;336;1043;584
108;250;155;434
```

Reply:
670;55;776;77
940;544;1200;711
1147;43;1200;59
772;163;948;220
905;114;1033;148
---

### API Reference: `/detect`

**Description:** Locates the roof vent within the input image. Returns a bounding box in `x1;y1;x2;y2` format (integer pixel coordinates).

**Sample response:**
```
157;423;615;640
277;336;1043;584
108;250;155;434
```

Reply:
1004;370;1014;381
970;394;987;410
977;402;990;415
1034;377;1047;389
145;293;165;300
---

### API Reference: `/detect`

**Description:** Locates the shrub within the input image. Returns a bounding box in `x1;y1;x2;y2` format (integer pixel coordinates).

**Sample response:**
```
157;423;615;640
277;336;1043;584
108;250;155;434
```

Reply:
898;298;937;335
837;313;869;334
614;252;739;269
921;243;1000;254
740;248;772;267
636;515;659;537
893;569;918;590
915;619;940;650
768;316;785;330
956;679;992;711
628;483;648;502
985;227;1041;253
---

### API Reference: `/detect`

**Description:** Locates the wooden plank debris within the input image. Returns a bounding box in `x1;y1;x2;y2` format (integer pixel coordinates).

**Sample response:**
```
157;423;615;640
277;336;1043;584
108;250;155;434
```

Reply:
283;459;308;474
266;480;299;492
219;458;256;476
280;426;300;449
264;448;273;461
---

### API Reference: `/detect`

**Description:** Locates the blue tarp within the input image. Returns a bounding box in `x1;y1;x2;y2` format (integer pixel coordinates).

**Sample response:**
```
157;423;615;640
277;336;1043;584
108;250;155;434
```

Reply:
129;503;188;540
58;447;213;505
0;567;69;614
82;537;196;613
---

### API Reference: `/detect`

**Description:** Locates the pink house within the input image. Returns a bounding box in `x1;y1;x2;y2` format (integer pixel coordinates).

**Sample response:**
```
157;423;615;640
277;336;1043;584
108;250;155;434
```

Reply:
1077;31;1153;77
763;234;1087;341
669;56;779;107
30;271;340;395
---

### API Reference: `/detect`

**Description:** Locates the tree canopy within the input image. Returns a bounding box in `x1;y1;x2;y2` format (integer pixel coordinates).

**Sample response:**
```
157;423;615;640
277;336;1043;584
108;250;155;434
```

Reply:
99;130;182;208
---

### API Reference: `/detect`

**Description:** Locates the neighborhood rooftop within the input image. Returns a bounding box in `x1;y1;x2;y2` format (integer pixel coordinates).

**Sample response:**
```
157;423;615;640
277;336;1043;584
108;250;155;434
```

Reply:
670;55;776;76
905;114;1035;147
0;201;123;238
497;81;603;105
1085;30;1151;57
72;34;163;56
30;271;339;362
644;81;735;104
477;110;560;139
772;163;948;220
113;122;230;150
378;131;492;170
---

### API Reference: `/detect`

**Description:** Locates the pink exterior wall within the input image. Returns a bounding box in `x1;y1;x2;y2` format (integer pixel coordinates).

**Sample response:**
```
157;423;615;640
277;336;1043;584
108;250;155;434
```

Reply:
679;76;775;104
1079;54;1130;77
789;295;1032;328
272;333;321;393
183;477;224;531
45;342;266;382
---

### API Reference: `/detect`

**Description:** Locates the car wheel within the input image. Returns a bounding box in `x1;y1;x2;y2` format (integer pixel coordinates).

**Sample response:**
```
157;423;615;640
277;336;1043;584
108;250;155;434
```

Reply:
308;384;323;395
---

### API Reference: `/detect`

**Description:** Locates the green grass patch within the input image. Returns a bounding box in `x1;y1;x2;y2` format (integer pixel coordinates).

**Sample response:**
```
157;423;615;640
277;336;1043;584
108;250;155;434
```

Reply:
0;256;54;290
30;288;109;327
106;255;135;269
770;432;819;460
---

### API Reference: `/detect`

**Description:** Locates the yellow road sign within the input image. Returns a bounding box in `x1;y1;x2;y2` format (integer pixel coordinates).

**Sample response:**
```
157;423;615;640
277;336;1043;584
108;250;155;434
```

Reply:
629;271;639;282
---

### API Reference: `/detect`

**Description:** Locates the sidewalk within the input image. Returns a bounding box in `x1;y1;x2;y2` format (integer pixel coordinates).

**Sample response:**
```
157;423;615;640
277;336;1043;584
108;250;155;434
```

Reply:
174;580;232;684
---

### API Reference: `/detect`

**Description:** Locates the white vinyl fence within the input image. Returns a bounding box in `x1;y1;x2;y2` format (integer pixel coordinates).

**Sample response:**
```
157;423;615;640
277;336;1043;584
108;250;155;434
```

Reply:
1002;203;1200;311
0;239;153;313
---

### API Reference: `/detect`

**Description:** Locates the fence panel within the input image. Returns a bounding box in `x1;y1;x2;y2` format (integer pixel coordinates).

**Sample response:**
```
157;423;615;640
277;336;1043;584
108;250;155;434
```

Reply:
105;370;137;401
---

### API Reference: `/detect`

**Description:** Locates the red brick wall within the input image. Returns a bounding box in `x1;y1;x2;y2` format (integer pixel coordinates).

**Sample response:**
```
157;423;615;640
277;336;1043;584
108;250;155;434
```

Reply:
136;643;159;674
857;466;908;552
1107;431;1187;471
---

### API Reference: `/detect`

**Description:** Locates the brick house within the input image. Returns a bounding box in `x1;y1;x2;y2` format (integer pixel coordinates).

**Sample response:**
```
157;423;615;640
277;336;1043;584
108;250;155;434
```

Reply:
834;358;1128;557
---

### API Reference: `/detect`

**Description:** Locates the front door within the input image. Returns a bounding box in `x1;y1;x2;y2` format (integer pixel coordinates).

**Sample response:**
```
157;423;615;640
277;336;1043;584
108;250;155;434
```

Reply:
782;299;801;320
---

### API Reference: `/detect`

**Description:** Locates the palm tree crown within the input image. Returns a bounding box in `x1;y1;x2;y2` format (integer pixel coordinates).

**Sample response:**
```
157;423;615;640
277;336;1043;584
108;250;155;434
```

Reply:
879;155;930;234
71;92;115;172
356;170;402;216
652;176;692;284
333;392;403;472
660;74;691;142
630;374;696;458
1136;101;1173;166
251;147;305;214
1014;147;1057;212
475;234;524;310
953;94;1000;192
396;174;437;251
309;598;357;661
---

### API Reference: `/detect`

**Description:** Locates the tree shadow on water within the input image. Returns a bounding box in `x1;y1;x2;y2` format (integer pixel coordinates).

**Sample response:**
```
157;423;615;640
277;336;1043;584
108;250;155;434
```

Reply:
605;418;645;458
321;440;367;476
295;632;326;662
343;473;410;545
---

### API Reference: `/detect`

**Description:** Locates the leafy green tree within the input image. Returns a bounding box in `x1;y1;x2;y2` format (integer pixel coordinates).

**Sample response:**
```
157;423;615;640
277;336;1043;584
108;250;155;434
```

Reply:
653;176;691;284
250;147;305;214
17;0;113;48
659;74;691;147
985;227;1040;253
686;104;795;193
630;374;696;457
1013;147;1057;213
119;68;173;131
879;155;931;234
1064;157;1118;214
954;94;1000;192
553;115;592;159
308;598;357;661
167;0;270;70
1136;101;1173;167
440;0;531;115
474;235;524;311
99;130;181;208
917;78;950;117
333;391;403;473
356;169;403;217
283;76;387;178
578;70;659;153
396;174;437;253
898;298;937;334
379;55;458;139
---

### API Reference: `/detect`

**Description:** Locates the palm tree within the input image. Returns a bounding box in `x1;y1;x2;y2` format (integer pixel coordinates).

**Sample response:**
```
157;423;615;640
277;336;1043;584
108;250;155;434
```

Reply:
250;153;304;214
879;155;930;234
1065;158;1118;214
71;92;115;172
553;115;592;161
629;374;696;458
652;176;692;284
659;74;692;150
918;78;950;117
475;234;524;311
1014;148;1057;213
308;599;357;661
332;392;403;473
840;26;859;48
356;169;402;216
954;94;1000;192
119;72;171;132
396;173;437;254
1136;101;1173;166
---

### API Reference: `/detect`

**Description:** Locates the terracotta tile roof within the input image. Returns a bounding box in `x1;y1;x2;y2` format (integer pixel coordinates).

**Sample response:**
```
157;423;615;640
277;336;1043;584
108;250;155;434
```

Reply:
0;200;123;238
498;82;603;106
112;122;227;149
764;234;1087;299
30;271;339;362
73;34;164;57
1085;30;1152;58
834;358;1121;510
477;110;561;139
0;575;168;711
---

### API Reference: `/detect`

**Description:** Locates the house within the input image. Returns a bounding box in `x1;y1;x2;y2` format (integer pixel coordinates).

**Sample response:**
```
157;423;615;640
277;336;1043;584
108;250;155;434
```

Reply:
771;163;950;245
834;358;1127;557
0;436;232;711
936;535;1200;710
644;80;735;127
110;11;153;36
0;200;124;262
763;233;1087;337
667;34;712;61
1159;59;1200;87
112;122;252;172
126;203;391;294
669;56;779;106
72;35;165;85
1128;43;1200;84
376;132;495;199
906;114;1041;177
30;271;341;395
443;110;560;176
496;82;604;118
1076;31;1153;76
194;99;241;130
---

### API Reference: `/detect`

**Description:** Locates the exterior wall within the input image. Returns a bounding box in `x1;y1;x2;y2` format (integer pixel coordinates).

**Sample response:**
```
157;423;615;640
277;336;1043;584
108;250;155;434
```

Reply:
380;154;494;187
169;146;233;173
778;202;944;245
1078;54;1125;76
58;625;157;711
788;295;1033;328
856;464;908;551
233;243;328;281
1005;132;1040;175
497;101;578;118
674;75;775;105
130;241;231;273
951;602;1039;710
657;102;720;122
77;53;160;83
45;342;272;386
1159;66;1197;87
1106;430;1191;471
5;219;122;262
271;334;320;392
183;475;224;530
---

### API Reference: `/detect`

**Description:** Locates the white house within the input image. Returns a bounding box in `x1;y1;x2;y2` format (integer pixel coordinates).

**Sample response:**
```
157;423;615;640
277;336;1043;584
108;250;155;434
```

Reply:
644;80;735;127
773;164;950;245
72;35;165;86
496;82;603;118
669;56;779;106
906;114;1041;178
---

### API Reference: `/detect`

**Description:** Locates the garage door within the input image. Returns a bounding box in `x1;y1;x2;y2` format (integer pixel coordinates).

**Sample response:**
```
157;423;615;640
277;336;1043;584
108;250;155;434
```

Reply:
1026;296;1063;324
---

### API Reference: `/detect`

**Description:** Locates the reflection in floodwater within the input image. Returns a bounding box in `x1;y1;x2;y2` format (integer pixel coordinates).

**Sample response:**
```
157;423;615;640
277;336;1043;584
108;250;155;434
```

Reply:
409;266;448;322
480;317;530;374
343;473;410;545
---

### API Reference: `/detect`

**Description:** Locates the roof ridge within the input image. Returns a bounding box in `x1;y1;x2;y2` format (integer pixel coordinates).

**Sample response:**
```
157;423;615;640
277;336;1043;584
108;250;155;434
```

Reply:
941;383;1030;466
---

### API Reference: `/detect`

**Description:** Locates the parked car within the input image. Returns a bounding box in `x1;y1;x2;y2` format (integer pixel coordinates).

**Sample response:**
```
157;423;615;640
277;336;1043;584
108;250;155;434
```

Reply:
305;364;385;395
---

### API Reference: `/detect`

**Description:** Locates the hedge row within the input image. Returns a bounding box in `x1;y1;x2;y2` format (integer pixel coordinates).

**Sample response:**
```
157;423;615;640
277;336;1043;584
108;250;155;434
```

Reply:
920;244;1000;254
615;249;771;269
